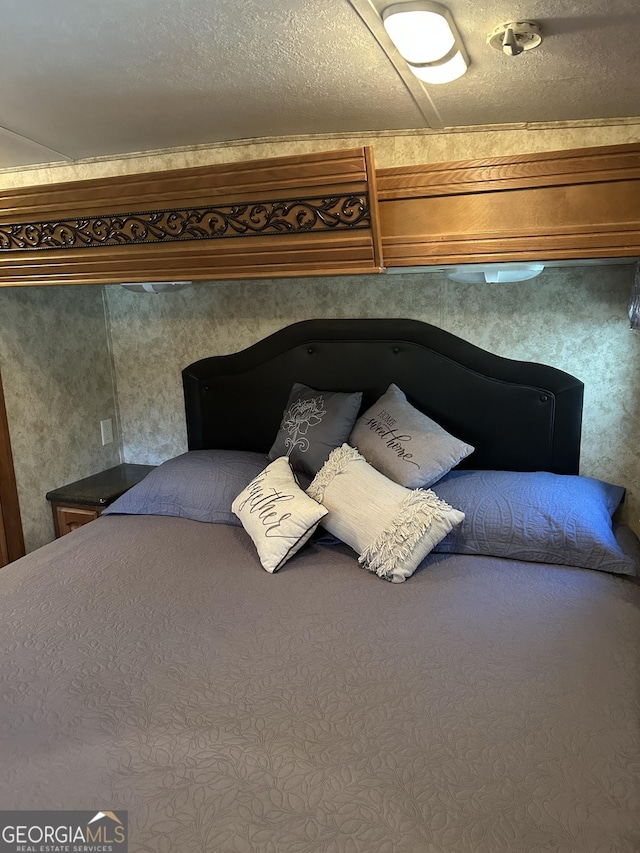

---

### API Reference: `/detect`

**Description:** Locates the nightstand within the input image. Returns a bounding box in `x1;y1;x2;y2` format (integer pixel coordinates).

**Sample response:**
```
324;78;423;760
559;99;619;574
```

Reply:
46;463;155;538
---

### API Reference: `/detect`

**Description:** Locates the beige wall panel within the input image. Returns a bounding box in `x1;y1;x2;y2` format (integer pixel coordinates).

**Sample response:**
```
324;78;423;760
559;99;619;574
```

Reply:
0;121;639;190
105;264;640;535
0;286;120;550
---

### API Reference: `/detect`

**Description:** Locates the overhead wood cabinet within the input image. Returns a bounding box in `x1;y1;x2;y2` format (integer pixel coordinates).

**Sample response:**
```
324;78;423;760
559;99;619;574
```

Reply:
0;147;383;285
377;143;640;267
0;142;639;285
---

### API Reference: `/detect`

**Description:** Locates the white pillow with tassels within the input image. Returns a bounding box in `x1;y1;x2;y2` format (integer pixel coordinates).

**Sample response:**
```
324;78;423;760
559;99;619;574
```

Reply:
307;444;464;583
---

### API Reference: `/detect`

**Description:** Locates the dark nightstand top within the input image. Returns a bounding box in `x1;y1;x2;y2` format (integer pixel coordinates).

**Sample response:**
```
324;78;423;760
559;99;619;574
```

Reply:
46;463;155;507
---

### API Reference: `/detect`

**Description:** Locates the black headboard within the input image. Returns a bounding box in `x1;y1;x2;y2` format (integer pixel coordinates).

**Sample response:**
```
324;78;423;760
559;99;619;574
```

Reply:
183;319;584;474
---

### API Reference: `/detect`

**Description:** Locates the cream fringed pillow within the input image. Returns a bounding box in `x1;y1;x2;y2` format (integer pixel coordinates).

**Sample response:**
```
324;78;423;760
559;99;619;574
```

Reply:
307;445;465;583
232;457;327;573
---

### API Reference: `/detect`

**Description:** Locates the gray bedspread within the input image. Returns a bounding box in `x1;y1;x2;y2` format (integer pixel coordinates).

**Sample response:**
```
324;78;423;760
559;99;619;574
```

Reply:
1;515;639;852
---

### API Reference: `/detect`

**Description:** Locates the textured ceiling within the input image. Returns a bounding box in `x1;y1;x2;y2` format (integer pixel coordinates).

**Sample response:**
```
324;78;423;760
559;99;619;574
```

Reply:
1;0;639;169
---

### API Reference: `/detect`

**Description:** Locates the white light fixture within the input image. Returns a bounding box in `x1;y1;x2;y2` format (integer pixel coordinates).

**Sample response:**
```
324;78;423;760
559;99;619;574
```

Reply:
629;261;640;330
382;1;468;84
120;281;192;294
446;263;545;284
409;50;468;84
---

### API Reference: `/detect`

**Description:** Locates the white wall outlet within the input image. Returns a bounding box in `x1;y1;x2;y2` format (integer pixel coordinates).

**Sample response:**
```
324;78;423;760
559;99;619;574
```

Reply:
100;418;114;446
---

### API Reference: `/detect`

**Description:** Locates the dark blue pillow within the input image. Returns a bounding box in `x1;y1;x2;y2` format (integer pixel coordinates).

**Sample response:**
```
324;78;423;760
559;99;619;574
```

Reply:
431;470;638;576
104;449;269;525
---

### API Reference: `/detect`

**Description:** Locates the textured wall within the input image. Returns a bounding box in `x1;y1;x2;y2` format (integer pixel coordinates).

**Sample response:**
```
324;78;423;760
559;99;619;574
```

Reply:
104;264;640;533
0;286;120;551
1;119;639;189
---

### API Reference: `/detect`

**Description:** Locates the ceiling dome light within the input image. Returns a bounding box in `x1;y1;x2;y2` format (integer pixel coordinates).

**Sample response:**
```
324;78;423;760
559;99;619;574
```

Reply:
408;50;467;84
382;1;469;84
383;2;455;63
120;281;192;294
447;263;545;284
629;261;640;330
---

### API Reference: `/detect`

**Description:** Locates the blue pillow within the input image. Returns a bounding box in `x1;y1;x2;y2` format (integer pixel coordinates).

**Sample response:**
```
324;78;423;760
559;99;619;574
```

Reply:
431;470;638;576
104;449;269;525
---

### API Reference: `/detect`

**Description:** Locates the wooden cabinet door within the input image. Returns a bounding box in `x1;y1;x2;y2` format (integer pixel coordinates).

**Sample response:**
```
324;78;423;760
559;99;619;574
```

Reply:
0;370;25;566
53;505;100;537
0;501;8;566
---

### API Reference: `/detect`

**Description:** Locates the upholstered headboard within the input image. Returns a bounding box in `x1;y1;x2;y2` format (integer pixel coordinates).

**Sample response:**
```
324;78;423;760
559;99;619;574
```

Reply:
182;318;584;474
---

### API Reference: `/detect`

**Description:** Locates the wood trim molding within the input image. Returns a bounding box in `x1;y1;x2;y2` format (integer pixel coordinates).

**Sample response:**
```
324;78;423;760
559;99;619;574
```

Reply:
0;194;372;252
377;143;640;199
364;145;384;270
0;371;24;565
0;147;383;285
0;502;8;567
377;143;640;266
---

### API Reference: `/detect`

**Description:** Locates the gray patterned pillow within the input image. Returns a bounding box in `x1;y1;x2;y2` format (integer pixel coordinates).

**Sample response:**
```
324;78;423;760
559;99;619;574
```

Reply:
350;383;474;489
269;383;362;477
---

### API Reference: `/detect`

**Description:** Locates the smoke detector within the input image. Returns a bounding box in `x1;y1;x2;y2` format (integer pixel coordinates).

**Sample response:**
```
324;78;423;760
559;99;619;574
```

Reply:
487;21;542;56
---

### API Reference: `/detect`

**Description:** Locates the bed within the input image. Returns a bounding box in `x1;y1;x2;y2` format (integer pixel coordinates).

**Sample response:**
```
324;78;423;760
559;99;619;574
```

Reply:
1;319;639;853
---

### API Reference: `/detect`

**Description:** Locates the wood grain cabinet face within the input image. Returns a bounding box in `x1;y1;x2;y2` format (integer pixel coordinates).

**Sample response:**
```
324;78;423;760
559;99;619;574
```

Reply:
52;503;101;537
377;143;640;266
0;147;383;285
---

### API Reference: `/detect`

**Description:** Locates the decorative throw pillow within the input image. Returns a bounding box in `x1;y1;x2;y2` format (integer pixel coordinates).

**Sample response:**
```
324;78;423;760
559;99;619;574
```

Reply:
268;382;362;477
232;457;328;573
432;469;638;576
349;383;474;489
307;444;464;582
103;449;269;525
